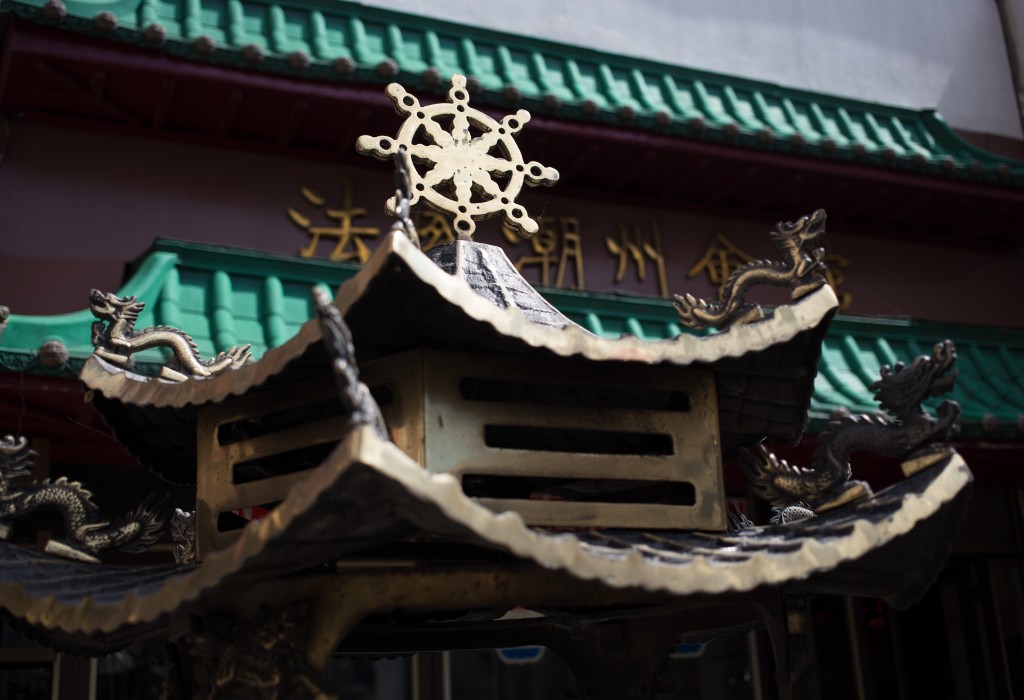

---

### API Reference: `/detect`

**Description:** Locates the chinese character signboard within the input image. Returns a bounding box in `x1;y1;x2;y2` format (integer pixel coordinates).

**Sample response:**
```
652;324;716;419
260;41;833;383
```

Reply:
286;176;854;311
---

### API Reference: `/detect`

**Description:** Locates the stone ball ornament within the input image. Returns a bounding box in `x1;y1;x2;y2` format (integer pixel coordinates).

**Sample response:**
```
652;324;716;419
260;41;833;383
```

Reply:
356;74;559;239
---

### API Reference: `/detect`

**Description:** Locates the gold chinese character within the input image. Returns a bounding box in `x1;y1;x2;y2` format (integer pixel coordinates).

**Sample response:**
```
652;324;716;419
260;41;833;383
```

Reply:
502;216;585;290
825;251;853;311
687;234;755;292
287;178;380;263
606;221;668;298
413;210;456;251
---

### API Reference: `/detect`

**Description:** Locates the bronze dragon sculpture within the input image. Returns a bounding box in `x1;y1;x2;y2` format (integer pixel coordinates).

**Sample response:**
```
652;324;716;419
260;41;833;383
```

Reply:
743;340;961;512
0;436;169;558
674;209;828;330
90;289;252;382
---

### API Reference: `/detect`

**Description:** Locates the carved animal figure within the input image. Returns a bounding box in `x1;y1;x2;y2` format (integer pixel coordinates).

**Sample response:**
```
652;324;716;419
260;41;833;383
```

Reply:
314;287;389;440
0;436;169;555
743;340;960;510
186;606;335;700
674;209;828;330
171;508;196;565
90;289;252;382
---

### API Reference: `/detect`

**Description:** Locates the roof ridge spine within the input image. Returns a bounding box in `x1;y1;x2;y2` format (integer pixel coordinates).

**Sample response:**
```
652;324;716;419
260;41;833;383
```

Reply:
182;0;201;40
262;276;289;349
423;30;443;73
839;335;880;390
137;0;157;30
964;343;1023;411
660;75;699;121
530;51;554;97
385;23;407;67
835;107;869;150
156;265;183;332
872;337;900;370
863;113;900;154
459;36;481;85
309;10;329;59
596;63;622;109
209;270;238;352
348;15;370;64
268;6;287;54
226;0;245;46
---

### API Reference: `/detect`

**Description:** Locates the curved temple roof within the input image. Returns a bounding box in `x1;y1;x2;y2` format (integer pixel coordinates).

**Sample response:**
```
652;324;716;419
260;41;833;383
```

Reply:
2;238;1020;439
0;425;974;651
75;233;835;481
2;0;1022;185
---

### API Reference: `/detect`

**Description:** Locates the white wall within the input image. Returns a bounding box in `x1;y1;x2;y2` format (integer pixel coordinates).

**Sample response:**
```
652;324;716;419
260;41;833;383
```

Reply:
358;0;1023;139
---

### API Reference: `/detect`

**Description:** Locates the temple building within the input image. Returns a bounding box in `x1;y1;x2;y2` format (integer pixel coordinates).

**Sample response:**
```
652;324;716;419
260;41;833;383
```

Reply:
0;1;1022;698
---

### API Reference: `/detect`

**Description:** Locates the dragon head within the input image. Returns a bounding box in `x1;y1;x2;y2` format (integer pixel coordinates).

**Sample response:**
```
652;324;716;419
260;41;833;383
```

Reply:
771;208;827;248
89;290;144;322
871;340;958;416
0;436;35;481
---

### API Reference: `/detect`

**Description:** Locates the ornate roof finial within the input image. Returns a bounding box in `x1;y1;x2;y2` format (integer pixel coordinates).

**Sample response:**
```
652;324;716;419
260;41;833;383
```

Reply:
356;74;559;240
389;146;419;249
673;209;829;330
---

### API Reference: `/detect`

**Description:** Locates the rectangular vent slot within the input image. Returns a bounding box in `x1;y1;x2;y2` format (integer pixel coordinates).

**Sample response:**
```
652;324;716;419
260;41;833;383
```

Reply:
462;475;695;505
218;396;345;446
232;442;338;484
483;425;674;456
460;377;690;412
217;386;393;447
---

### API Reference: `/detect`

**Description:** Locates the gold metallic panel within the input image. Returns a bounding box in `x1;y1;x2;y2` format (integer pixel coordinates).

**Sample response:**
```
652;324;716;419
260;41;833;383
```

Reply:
363;349;725;530
196;377;346;558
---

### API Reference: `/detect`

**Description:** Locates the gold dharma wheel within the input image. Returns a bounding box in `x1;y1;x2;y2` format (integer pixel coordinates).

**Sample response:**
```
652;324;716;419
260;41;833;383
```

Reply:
357;74;559;239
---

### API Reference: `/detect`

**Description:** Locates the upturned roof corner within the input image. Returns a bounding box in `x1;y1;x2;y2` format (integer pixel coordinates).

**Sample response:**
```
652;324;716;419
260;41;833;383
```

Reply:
1;237;1021;439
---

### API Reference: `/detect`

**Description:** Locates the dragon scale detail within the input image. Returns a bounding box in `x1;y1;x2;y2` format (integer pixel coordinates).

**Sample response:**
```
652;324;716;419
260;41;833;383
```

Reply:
90;289;252;382
0;436;169;555
674;209;828;330
744;340;960;511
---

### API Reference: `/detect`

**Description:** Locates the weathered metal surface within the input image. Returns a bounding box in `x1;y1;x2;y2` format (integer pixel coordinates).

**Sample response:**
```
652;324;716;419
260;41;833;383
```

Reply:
81;232;838;483
388;146;420;249
673;209;828;330
744;339;961;510
356;75;558;239
171;508;195;565
362;348;724;530
0;425;972;646
314;286;388;441
184;605;333;699
428;239;576;329
195;290;388;558
195;376;349;557
0;436;168;557
89;289;252;382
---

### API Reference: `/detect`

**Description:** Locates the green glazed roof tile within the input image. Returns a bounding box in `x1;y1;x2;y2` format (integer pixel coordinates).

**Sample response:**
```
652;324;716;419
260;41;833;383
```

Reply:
4;0;1023;185
2;240;1022;438
0;240;358;377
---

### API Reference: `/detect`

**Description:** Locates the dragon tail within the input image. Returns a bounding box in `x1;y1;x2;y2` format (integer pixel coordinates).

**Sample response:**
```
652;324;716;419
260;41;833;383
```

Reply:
208;344;253;369
672;293;718;329
740;444;804;507
99;493;173;554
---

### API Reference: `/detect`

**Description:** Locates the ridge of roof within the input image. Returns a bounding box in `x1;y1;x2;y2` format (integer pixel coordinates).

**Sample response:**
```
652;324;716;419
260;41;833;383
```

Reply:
1;239;1020;437
3;0;1023;185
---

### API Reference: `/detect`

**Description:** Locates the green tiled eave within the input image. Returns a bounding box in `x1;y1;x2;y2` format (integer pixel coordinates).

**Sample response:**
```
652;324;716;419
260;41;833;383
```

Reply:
4;0;1023;185
2;240;1022;438
0;240;358;376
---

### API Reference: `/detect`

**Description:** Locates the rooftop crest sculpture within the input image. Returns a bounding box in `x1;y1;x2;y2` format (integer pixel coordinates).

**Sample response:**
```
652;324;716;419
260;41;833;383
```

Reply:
356;74;559;239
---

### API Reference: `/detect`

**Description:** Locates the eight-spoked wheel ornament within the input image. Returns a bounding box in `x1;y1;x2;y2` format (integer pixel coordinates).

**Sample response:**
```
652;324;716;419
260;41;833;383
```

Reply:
356;74;559;239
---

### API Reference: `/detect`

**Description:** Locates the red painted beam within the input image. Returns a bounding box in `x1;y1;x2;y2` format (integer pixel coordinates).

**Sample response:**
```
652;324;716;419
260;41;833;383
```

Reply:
528;115;1024;207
